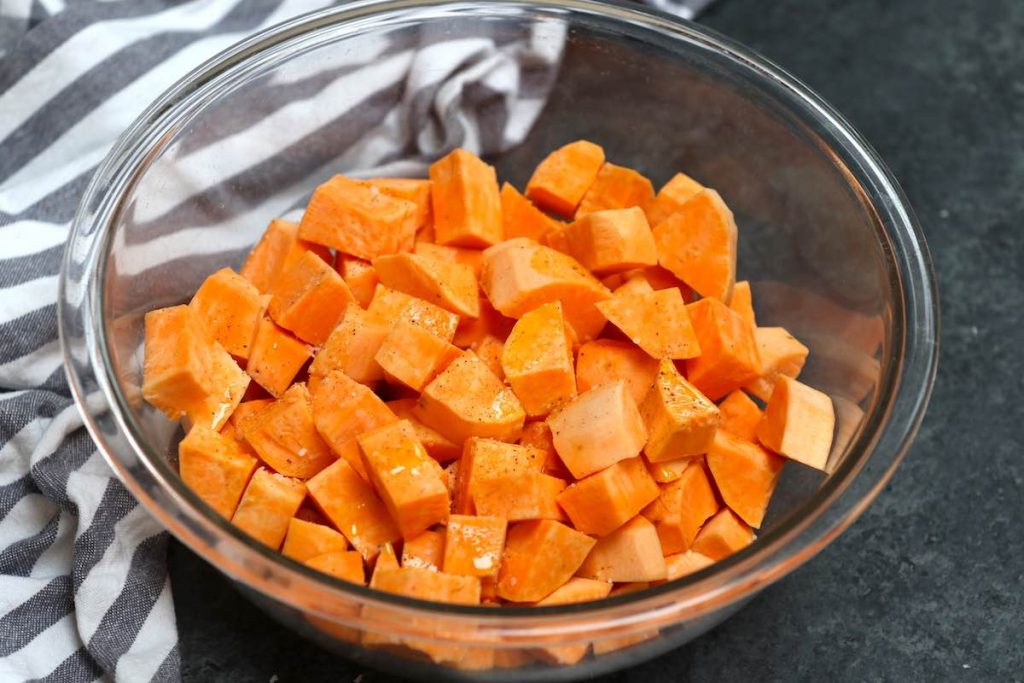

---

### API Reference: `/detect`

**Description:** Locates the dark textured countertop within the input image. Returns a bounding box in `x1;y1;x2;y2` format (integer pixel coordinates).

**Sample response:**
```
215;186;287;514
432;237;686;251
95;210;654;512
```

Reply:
171;0;1024;680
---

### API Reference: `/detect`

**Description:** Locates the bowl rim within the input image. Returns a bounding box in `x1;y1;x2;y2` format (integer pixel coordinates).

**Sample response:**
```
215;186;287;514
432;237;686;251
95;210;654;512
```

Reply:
59;0;939;638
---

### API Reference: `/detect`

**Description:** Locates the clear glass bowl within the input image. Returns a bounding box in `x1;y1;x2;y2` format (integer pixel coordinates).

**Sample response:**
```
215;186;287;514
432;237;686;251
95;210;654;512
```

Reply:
59;0;939;679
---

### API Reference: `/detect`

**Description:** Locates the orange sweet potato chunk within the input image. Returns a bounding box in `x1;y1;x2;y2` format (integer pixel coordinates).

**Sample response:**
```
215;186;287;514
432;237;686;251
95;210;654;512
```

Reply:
189;267;265;359
471;334;506;381
179;424;258;519
718;390;763;442
375;319;462;392
241;218;331;294
547;380;647;479
452;297;515;349
596;288;700;360
311;370;397;480
729;280;756;328
684;298;762;401
645;455;693;484
306;550;365;585
413;241;484;279
472;470;567;522
500;182;563;241
706;430;785;528
497;520;596;602
268;250;355;346
640;359;721;462
525;140;605;217
373;253;480;318
574;339;660;406
562;207;658;275
370;542;400;588
309;305;389;386
386;398;461;463
306;458;401;560
690;508;754;560
246;316;311;398
367;177;433;238
402;529;446;571
231;468;307;549
335;255;379;308
454;438;544;515
367;284;459;342
644;172;705;230
443;515;508;579
238;383;335;479
518;421;570;479
358;420;450;539
664;550;715;580
501;301;577;417
429;148;503;247
653;189;738;302
643;460;719;555
282;517;349;562
414;352;525;445
576;162;656;217
757;376;835;471
480;238;611;341
298;174;418;260
557;457;660;536
744;327;810;401
577;515;667;582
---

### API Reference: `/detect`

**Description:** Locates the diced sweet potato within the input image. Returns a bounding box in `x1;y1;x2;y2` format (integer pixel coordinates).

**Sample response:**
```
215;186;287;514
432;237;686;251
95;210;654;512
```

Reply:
452;297;515;350
497;520;596;602
282;517;349;562
375;319;463;392
370;542;400;587
246;316;311;398
576;163;655;217
533;577;613;665
189;267;265;359
574;339;660;406
718;390;763;442
413;241;484;279
443;515;507;579
729;280;756;327
231;468;307;549
643;460;719;555
577;515;667;582
309;306;389;386
311;370;397;480
229;398;273;431
501;301;577;417
612;272;656;298
706;430;785;528
179;424;258;518
299;174;418;260
387;398;461;463
306;458;401;560
454;438;545;515
518;421;570;479
596;288;700;360
373;253;480;318
644;172;704;228
367;177;433;237
472;471;567;521
358;420;449;538
525;140;605;217
645;455;693;484
414;352;525;445
402;529;446;571
305;550;365;585
238;383;335;479
557;457;659;536
268;250;355;346
689;508;754;560
335;255;379;308
744;327;810;401
653;189;737;302
561;207;658;274
664;550;714;580
241;218;331;293
547;381;647;479
757;376;835;471
471;334;506;380
367;284;460;342
429;148;503;247
500;182;563;241
640;359;720;462
684;298;762;401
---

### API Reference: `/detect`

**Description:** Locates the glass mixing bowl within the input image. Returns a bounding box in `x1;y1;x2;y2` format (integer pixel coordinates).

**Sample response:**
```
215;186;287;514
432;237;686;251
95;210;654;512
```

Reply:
59;0;939;679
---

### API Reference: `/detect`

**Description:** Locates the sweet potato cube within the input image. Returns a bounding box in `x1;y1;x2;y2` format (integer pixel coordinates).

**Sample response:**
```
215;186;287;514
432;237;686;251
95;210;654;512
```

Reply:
644;172;704;228
241;218;331;293
562;207;658;275
179;424;258;519
497;520;596;602
443;515;507;579
744;327;810;401
757;376;835;471
596;288;700;360
480;238;611;341
189;267;265;359
690;508;754;560
282;517;349;562
305;550;365;585
452;297;515;350
643;460;719;555
729;280;756;328
358;420;449;538
268;250;354;346
369;542;400;589
471;334;505;380
557;457;659;536
387;399;461;463
519;421;570;479
472;471;567;522
574;339;660;406
664;550;715;580
414;352;525;445
311;370;398;480
309;306;389;386
299;174;418;260
402;529;446;571
653;189;737;302
429;148;503;247
718;390;763;442
307;459;401;560
577;516;667;582
246;316;311;398
612;272;656;298
500;182;563;241
454;438;544;514
373;253;480;318
684;298;762;401
367;177;433;237
645;456;693;484
706;430;785;528
231;468;306;549
413;241;484;278
640;359;721;462
501;301;577;417
547;381;647;479
375;319;462;392
228;398;273;431
238;383;335;479
576;162;655;217
525;140;605;217
533;577;613;665
367;284;459;342
335;255;379;308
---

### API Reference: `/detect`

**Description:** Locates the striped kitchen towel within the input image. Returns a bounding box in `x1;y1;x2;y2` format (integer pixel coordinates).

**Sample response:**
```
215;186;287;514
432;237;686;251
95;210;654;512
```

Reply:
0;0;716;681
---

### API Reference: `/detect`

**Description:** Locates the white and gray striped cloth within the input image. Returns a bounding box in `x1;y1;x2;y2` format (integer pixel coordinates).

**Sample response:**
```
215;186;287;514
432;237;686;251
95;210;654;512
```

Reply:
0;0;714;681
